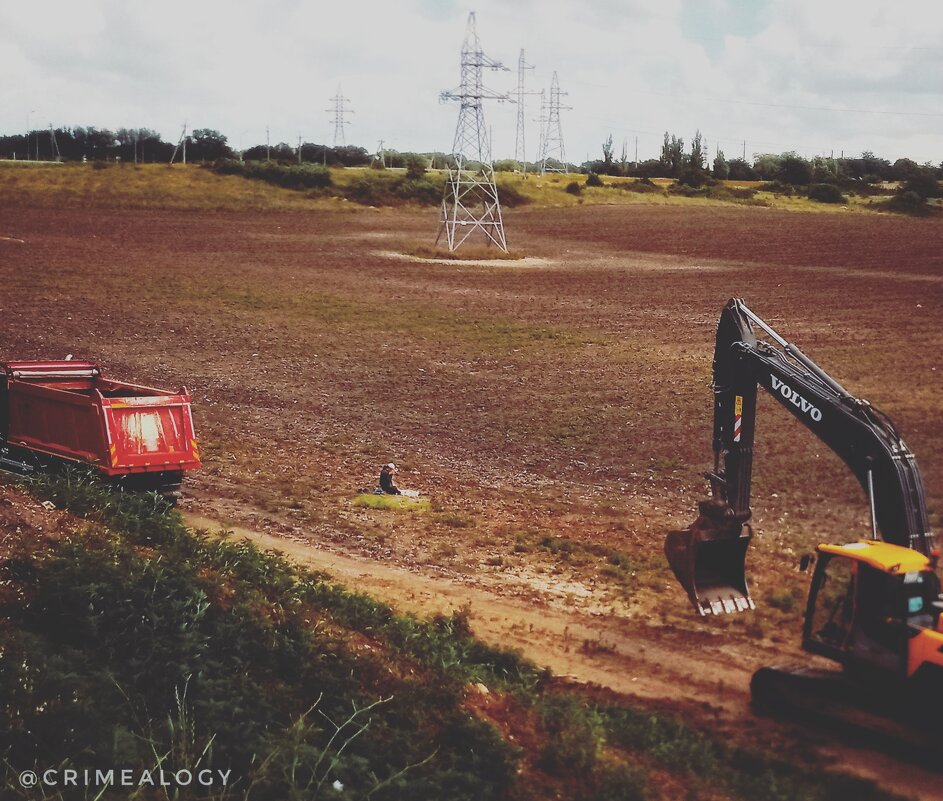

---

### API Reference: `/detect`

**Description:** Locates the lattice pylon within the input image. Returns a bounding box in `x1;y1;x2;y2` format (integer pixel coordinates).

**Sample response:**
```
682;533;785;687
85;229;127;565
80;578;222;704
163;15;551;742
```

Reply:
436;12;510;253
540;71;570;175
514;49;536;171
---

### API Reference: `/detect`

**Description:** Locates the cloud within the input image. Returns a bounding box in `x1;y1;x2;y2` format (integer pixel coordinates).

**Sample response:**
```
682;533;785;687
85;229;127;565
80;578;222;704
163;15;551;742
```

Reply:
0;0;939;163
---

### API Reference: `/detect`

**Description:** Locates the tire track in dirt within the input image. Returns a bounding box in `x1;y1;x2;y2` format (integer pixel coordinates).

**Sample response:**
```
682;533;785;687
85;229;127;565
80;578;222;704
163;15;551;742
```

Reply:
185;512;943;801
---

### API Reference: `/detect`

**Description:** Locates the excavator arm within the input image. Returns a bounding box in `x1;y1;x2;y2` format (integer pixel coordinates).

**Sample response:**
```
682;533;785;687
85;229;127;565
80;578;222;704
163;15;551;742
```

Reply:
666;298;934;615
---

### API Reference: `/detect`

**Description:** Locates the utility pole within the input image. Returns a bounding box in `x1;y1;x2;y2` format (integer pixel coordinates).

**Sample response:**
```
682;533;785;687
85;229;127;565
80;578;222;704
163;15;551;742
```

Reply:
327;87;354;147
266;127;271;162
298;136;302;164
540;71;570;175
437;12;510;253
170;121;188;165
48;124;61;162
513;49;537;174
25;110;34;161
635;135;638;167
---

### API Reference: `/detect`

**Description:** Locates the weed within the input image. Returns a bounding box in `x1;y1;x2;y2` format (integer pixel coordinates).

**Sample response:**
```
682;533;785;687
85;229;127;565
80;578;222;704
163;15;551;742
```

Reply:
438;512;476;528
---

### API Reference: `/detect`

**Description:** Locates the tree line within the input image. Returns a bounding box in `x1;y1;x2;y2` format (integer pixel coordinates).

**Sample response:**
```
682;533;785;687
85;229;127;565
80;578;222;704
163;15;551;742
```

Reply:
583;130;943;188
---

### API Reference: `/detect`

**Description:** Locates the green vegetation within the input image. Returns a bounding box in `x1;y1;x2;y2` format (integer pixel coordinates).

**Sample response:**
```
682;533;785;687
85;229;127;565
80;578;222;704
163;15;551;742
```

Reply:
0;470;916;800
353;493;431;512
1;471;535;800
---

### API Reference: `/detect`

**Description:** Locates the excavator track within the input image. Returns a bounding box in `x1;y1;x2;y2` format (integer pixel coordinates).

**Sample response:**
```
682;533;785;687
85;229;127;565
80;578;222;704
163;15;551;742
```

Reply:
750;666;939;757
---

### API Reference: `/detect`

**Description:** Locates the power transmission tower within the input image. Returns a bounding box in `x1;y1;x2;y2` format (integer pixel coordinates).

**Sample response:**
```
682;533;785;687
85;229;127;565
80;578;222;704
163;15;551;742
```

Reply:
513;49;536;173
48;124;61;162
533;89;546;172
327;87;353;147
540;72;570;175
170;121;188;164
437;12;510;253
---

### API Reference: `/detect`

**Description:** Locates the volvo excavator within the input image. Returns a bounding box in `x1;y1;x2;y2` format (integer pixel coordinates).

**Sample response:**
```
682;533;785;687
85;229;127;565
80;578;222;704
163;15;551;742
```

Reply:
665;298;943;727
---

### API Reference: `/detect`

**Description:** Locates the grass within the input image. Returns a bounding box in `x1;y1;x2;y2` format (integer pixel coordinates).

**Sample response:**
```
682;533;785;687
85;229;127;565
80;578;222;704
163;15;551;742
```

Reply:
353;493;431;512
0;469;917;801
0;162;321;211
170;282;598;353
1;161;890;215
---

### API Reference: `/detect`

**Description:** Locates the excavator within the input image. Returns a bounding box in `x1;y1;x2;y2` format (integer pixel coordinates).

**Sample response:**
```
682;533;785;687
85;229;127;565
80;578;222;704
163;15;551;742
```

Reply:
665;298;943;727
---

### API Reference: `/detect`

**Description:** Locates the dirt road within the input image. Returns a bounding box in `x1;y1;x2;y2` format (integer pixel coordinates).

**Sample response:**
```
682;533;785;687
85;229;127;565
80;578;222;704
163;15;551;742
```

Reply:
184;512;943;801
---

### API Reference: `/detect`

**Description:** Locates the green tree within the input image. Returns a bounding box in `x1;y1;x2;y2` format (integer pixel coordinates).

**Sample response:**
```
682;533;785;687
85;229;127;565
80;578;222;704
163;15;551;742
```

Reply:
601;134;614;171
713;150;729;180
689;130;705;171
660;132;685;176
190;129;233;161
777;153;812;185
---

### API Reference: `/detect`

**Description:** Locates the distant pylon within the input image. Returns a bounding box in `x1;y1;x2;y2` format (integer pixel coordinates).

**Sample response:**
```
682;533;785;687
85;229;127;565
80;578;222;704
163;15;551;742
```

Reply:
170;121;188;165
437;12;510;253
540;72;570;175
327;86;353;146
534;89;546;172
48;124;61;162
514;49;536;172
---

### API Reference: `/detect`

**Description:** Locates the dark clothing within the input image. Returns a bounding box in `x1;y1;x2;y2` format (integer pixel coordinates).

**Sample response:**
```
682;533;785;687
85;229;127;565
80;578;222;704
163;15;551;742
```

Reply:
379;470;401;495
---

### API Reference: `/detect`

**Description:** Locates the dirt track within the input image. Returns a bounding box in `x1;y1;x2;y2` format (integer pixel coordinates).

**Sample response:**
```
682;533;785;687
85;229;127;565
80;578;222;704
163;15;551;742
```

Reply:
185;512;943;801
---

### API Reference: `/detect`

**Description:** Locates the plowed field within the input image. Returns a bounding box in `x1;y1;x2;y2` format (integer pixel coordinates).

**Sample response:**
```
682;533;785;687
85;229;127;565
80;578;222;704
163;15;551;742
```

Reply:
2;189;941;797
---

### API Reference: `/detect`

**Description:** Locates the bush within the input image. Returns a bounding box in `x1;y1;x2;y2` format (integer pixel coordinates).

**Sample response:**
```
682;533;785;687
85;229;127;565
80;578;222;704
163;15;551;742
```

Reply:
585;172;604;187
807;183;846;204
565;181;582;195
901;171;942;199
758;180;794;196
537;695;604;776
587;761;648;801
885;190;931;215
215;159;332;190
677;166;711;188
404;155;427;179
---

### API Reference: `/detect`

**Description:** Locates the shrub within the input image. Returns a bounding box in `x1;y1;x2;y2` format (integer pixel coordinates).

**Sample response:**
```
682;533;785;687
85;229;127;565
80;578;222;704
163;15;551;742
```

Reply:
404;155;427;179
585;172;604;187
676;166;711;188
758;180;794;196
587;761;648;801
807;183;846;204
537;695;604;776
885;190;931;215
901;171;941;199
565;181;582;195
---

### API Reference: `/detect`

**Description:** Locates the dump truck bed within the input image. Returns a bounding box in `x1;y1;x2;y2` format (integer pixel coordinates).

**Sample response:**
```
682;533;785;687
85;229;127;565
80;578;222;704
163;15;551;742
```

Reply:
0;361;200;479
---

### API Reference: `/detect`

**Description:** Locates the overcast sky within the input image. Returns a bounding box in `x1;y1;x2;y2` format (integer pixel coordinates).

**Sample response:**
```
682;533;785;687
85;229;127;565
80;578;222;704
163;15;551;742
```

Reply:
2;0;941;164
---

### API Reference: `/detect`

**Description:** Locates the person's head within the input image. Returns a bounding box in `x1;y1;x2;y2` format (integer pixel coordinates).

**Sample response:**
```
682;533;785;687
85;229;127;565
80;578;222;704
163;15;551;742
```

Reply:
387;462;396;472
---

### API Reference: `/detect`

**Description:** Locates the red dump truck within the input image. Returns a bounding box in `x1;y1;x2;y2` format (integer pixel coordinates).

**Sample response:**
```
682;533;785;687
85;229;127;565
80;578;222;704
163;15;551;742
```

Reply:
0;361;200;498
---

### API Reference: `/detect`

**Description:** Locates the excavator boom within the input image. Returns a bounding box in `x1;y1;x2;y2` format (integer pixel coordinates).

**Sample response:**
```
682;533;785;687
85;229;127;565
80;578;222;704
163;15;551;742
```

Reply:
667;299;934;615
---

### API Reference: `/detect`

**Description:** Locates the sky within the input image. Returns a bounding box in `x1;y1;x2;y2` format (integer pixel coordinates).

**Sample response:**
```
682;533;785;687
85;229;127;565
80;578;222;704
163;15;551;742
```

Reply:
1;0;941;165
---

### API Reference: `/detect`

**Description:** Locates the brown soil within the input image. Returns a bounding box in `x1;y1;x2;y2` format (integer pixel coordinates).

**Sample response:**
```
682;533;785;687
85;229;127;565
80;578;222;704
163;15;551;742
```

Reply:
2;196;942;798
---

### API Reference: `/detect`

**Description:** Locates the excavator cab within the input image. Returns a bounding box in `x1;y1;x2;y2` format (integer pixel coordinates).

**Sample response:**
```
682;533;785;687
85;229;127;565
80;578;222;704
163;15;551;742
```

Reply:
665;499;755;615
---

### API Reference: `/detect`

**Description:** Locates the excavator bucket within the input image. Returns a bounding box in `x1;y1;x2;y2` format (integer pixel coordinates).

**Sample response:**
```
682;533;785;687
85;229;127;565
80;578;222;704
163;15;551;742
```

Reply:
665;509;755;615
